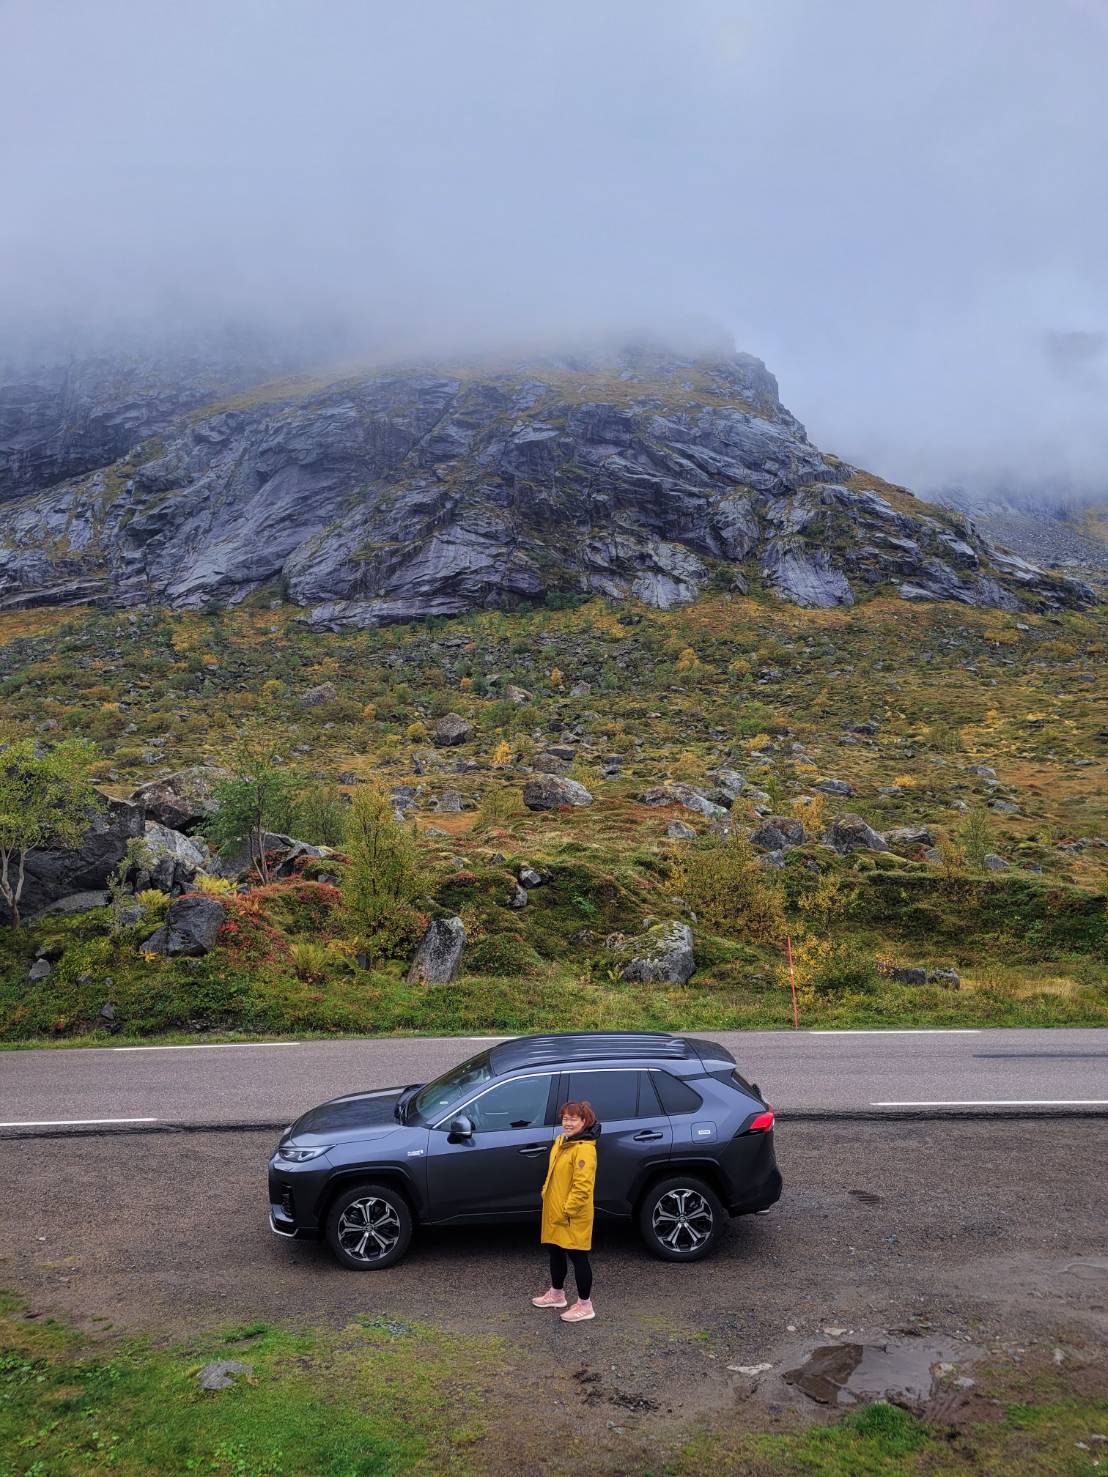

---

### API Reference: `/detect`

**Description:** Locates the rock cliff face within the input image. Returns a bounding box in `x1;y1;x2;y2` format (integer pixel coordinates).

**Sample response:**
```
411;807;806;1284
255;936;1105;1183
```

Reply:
0;346;1093;621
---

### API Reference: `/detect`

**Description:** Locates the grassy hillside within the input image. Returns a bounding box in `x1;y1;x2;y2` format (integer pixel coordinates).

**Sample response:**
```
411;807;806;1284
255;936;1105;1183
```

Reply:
0;592;1104;1041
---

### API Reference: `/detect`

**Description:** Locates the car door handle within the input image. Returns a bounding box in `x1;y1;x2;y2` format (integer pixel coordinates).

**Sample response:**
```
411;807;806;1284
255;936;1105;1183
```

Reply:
519;1145;548;1157
632;1130;664;1142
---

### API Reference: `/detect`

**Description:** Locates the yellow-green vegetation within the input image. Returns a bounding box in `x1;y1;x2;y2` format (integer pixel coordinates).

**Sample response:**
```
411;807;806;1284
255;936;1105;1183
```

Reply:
0;1294;498;1475
0;592;1104;1041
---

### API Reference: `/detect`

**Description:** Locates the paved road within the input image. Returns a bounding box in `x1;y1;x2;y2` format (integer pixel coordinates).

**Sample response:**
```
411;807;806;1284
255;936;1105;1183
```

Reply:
1;1028;1106;1133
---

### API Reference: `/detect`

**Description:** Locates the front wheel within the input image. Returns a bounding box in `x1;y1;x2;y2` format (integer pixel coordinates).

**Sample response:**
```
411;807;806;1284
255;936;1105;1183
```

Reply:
638;1176;724;1262
325;1183;413;1270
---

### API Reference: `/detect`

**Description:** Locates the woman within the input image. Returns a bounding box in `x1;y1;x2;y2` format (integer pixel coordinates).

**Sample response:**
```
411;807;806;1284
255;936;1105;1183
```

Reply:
532;1100;599;1322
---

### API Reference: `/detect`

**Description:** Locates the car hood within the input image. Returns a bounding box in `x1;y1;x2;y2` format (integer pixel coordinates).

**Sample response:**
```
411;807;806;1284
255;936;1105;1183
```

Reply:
284;1086;411;1146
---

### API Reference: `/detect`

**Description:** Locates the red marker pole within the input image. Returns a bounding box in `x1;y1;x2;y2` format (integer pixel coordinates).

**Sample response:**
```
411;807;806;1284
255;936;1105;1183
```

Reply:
785;933;799;1030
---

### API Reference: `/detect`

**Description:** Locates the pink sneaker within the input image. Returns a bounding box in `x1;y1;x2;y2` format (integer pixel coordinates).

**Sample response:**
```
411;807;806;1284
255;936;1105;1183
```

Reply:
560;1299;595;1323
531;1287;568;1308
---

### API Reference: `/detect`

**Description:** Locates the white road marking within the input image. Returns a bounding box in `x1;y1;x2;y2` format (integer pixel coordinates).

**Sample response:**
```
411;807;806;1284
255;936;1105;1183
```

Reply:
872;1100;1108;1107
111;1042;300;1051
810;1029;981;1036
0;1117;159;1127
466;1036;512;1042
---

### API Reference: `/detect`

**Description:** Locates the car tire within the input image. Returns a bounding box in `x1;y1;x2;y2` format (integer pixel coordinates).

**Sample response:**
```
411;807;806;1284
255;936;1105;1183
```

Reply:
638;1175;724;1262
325;1183;414;1270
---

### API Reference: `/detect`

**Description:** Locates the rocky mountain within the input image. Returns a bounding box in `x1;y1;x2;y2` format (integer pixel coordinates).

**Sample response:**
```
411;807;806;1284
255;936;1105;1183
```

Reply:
939;489;1108;577
0;345;1094;623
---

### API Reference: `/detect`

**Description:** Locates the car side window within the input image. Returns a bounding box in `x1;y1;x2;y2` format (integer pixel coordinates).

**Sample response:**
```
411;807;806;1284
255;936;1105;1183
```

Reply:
465;1075;550;1133
564;1070;651;1122
652;1070;703;1115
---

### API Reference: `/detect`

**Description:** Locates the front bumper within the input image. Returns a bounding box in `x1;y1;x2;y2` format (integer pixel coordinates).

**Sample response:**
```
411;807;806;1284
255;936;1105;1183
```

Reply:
268;1155;330;1236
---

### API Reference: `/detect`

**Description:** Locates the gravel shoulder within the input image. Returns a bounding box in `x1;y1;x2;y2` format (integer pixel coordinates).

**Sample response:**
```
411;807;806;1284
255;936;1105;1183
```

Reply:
3;1120;1105;1472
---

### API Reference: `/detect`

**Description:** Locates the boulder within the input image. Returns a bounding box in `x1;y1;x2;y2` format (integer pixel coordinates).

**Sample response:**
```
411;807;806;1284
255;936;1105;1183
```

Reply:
750;816;806;851
130;765;229;833
140;895;227;957
637;784;727;820
142;820;213;894
518;865;543;888
36;889;112;917
508;884;528;909
824;813;888;853
712;769;745;803
27;957;52;981
666;820;697;840
522;775;593;810
407;916;465;984
505;685;533;704
619;922;695;986
432;713;473;747
300;682;338;707
436;789;464;813
532;753;568;774
885;826;936;849
814;778;854;797
14;796;144;921
983;853;1010;871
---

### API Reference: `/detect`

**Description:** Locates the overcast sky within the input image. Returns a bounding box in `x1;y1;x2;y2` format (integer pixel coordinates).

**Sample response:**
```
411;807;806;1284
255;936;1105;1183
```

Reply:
2;0;1106;498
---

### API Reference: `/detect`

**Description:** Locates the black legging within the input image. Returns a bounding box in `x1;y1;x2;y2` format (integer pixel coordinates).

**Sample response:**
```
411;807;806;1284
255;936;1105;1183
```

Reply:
547;1245;593;1301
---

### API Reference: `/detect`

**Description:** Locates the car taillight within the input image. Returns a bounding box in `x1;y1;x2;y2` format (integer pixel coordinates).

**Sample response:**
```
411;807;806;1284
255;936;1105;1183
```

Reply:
747;1109;774;1133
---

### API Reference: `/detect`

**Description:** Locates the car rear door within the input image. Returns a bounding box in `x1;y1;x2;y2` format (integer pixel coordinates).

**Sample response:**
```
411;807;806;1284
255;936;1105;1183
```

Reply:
558;1068;672;1216
425;1072;558;1222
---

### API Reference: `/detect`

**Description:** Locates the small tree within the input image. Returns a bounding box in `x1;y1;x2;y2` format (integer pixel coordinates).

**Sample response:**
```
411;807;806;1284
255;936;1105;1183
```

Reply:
958;808;992;870
343;785;429;963
0;737;100;928
674;834;785;946
207;729;299;884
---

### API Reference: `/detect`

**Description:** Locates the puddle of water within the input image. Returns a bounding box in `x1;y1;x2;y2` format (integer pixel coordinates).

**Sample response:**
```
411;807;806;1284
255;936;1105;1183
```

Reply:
782;1337;974;1408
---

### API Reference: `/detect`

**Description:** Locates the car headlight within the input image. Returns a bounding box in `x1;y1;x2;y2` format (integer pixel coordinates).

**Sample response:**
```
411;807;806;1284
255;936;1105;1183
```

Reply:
277;1144;331;1162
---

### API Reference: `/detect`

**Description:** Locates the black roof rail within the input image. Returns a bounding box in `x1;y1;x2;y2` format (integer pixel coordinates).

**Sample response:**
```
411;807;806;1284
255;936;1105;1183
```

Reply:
490;1031;691;1073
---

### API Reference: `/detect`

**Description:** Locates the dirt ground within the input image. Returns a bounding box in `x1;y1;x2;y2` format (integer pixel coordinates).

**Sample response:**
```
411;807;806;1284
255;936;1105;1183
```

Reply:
2;1119;1106;1472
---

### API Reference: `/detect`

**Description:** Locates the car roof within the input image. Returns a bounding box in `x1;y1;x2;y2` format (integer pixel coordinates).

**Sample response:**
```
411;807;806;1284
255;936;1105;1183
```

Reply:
489;1031;695;1073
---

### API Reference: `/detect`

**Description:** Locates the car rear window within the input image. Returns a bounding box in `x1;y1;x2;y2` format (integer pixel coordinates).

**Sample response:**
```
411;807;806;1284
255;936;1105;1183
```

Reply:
564;1070;649;1121
652;1071;703;1115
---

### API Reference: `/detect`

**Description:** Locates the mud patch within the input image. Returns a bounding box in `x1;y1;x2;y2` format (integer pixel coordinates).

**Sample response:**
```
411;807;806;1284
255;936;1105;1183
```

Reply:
782;1337;977;1408
848;1189;882;1206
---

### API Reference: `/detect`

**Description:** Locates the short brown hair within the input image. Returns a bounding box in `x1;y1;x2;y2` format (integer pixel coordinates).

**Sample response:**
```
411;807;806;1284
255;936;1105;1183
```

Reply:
561;1100;596;1130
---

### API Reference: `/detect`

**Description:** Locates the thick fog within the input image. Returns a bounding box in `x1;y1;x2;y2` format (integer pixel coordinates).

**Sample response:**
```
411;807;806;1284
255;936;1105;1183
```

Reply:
2;0;1106;500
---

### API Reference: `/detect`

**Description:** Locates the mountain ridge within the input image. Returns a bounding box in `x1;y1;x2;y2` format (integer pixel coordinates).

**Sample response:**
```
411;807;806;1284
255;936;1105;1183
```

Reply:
0;345;1094;622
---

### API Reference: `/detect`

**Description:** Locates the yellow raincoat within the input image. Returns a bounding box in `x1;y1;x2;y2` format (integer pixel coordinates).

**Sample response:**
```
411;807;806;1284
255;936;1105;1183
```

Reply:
540;1131;597;1250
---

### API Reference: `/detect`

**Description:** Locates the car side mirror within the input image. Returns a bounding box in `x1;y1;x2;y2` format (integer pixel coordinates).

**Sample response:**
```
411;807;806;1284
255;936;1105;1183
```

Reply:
447;1114;474;1141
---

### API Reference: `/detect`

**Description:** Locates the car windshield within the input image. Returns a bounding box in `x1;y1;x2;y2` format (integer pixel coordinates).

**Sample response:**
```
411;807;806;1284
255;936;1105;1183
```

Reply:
410;1052;493;1123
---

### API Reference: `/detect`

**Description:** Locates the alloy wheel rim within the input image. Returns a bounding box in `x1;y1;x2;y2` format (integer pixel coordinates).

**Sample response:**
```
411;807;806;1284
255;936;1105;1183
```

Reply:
337;1196;402;1262
652;1188;713;1251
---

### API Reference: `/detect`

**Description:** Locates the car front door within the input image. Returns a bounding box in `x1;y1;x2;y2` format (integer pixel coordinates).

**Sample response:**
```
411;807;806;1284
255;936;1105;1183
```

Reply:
425;1072;558;1222
560;1069;672;1216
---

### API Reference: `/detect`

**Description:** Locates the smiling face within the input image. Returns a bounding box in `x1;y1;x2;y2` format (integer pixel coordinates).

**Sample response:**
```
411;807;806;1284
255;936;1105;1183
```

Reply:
561;1111;585;1137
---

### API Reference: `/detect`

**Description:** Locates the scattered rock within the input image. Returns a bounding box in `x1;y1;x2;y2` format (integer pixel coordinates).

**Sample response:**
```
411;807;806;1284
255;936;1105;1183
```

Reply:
505;685;532;704
824;813;888;853
130;765;229;834
666;820;697;840
983;853;1011;871
197;1360;253;1391
508;885;528;909
814;778;854;797
531;753;568;774
300;682;338;707
140;895;227;957
407;916;465;984
619;921;695;986
637;784;727;820
750;816;806;851
522;775;593;810
989;799;1020;815
432;713;473;747
27;958;52;981
437;789;464;813
518;865;543;888
885;826;936;849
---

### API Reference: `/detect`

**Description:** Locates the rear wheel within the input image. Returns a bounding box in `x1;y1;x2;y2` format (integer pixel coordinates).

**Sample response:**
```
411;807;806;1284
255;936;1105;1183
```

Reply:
638;1176;724;1262
325;1183;413;1270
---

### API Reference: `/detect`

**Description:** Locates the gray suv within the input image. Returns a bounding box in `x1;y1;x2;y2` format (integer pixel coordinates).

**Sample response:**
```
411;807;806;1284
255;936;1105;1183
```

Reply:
268;1031;781;1269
